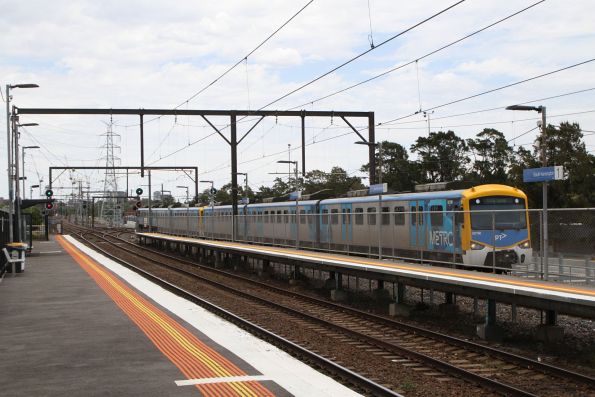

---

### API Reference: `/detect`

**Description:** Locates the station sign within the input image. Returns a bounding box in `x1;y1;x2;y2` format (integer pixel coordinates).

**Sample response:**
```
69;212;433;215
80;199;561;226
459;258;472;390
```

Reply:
289;191;302;200
368;183;388;195
523;166;565;183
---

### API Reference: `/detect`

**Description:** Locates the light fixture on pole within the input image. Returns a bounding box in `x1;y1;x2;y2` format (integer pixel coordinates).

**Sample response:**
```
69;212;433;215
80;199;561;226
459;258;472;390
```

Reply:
233;173;248;205
506;104;548;277
355;140;384;259
176;185;189;204
22;145;40;200
29;184;40;200
276;160;301;248
14;123;39;242
199;180;215;238
5;83;39;243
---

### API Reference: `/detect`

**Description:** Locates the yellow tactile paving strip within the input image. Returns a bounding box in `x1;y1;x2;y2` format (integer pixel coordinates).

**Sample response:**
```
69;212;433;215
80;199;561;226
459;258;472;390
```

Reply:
140;232;595;299
57;235;275;397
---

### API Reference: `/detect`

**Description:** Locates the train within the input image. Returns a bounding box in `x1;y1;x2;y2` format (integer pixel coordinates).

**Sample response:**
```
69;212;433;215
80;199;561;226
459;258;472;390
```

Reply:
136;184;532;270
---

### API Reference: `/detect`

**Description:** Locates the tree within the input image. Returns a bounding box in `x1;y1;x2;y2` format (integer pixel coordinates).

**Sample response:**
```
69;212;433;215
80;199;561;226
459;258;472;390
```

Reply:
410;130;469;183
466;128;513;184
360;141;419;192
254;178;290;202
303;166;365;197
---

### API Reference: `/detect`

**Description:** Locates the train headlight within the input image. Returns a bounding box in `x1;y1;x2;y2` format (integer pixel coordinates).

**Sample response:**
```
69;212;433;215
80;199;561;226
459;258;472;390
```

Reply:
470;242;485;250
518;240;531;249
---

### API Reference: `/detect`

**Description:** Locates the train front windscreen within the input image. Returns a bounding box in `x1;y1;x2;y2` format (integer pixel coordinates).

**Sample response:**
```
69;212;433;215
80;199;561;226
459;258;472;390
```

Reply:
469;196;527;230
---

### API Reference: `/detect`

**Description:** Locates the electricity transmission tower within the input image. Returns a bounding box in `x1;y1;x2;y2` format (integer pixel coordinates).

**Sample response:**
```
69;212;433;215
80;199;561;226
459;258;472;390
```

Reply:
99;120;122;226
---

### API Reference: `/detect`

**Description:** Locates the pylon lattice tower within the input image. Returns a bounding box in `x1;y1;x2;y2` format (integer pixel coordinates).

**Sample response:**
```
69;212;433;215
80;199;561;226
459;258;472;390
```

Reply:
99;120;122;226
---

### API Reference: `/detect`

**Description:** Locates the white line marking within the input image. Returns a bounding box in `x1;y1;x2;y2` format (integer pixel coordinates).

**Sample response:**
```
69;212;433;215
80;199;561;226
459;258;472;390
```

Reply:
175;375;269;386
39;250;63;254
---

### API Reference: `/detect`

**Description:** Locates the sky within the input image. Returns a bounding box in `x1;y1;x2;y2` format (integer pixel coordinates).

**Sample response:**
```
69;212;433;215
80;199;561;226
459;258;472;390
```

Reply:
2;0;594;201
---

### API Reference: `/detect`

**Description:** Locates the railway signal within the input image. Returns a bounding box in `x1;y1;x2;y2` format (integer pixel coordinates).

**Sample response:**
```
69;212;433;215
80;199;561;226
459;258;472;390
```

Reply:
45;201;54;210
45;189;53;198
136;187;143;196
135;201;142;209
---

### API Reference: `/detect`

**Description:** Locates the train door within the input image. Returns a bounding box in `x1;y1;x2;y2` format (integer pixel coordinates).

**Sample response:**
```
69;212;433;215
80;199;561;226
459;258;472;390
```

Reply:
427;199;454;254
409;200;426;248
340;202;352;242
319;204;329;244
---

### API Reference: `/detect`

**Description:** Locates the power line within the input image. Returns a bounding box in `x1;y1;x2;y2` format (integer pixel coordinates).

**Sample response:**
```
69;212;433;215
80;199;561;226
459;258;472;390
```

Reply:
286;0;544;111
380;58;595;125
385;87;595;125
179;0;314;108
257;0;466;111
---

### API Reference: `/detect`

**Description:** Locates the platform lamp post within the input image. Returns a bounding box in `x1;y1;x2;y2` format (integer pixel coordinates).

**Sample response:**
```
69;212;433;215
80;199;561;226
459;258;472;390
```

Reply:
5;83;39;243
176;185;189;204
277;160;300;249
29;184;39;200
506;105;548;278
199;180;215;239
234;172;248;242
14;123;38;242
22;145;40;200
355;140;384;258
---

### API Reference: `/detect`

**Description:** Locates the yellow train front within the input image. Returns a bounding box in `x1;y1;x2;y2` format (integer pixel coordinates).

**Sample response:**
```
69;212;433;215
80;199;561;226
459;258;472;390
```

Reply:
137;184;532;271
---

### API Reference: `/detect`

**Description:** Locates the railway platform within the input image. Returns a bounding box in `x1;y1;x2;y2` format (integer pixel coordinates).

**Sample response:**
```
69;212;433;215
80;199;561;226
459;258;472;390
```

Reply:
0;236;360;397
137;232;595;341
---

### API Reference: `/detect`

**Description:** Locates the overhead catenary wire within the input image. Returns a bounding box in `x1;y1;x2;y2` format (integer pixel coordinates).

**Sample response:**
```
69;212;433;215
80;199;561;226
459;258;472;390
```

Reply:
256;0;465;112
380;58;595;125
285;0;544;111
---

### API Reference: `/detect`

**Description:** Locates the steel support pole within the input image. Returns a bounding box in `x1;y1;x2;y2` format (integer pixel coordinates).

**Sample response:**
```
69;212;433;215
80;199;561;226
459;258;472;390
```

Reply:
301;112;306;177
541;107;549;280
231;113;238;242
368;112;376;184
13;106;21;242
5;85;13;243
148;170;152;231
140;114;144;178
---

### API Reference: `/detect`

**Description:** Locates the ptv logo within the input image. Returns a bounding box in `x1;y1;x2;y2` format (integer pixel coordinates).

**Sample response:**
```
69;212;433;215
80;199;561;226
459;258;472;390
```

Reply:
495;232;508;241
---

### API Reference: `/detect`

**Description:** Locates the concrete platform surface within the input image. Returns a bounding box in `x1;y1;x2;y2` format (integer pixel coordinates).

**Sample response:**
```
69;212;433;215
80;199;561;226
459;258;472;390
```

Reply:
0;236;361;397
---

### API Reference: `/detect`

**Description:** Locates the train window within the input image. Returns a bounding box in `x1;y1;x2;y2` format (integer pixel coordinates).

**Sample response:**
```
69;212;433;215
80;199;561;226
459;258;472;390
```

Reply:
430;205;443;226
299;210;306;224
418;206;424;225
277;210;282;223
381;207;390;225
331;209;339;224
410;206;417;225
367;207;376;225
264;211;269;223
394;206;405;225
355;208;364;225
284;210;288;223
321;209;329;225
342;208;351;225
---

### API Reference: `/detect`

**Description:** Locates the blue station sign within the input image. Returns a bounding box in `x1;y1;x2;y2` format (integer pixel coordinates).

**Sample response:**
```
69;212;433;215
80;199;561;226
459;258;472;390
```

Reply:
368;183;388;195
523;166;564;183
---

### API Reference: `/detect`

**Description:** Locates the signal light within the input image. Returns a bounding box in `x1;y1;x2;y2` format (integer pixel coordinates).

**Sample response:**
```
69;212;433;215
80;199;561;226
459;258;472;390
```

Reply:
45;202;54;210
135;201;142;209
45;189;53;197
136;188;143;195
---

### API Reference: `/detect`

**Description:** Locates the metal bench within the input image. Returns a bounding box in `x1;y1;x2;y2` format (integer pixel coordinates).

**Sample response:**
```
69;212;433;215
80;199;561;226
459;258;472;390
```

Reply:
2;245;27;277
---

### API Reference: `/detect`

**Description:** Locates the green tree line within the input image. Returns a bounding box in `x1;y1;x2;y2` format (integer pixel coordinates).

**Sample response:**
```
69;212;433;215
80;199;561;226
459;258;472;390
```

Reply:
191;121;593;209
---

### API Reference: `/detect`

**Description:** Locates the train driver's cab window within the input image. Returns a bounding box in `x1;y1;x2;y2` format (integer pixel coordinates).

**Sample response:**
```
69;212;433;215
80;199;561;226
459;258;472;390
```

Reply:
367;207;376;225
430;205;443;226
394;206;405;225
355;208;364;225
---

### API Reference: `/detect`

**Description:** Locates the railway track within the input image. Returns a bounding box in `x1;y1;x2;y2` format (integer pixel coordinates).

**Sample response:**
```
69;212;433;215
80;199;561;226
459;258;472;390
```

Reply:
66;225;595;396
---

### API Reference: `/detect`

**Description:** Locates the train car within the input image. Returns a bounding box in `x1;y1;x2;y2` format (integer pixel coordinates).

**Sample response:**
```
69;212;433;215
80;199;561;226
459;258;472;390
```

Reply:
136;184;532;270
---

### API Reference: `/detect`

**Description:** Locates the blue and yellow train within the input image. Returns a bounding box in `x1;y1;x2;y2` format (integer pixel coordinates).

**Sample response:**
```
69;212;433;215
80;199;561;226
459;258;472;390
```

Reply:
137;184;532;270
